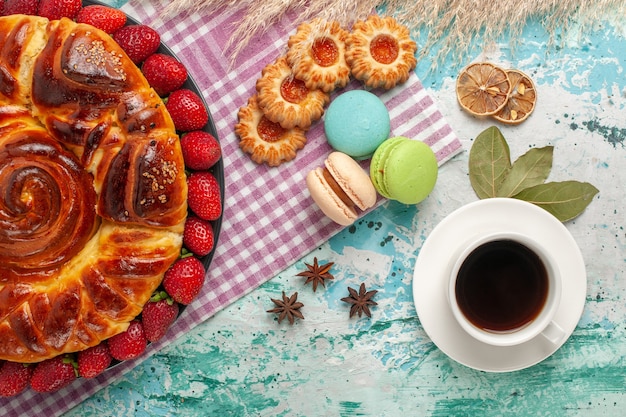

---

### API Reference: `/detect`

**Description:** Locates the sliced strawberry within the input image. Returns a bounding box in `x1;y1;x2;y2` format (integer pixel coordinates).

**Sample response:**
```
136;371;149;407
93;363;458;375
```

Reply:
142;53;188;97
166;89;209;132
76;5;127;34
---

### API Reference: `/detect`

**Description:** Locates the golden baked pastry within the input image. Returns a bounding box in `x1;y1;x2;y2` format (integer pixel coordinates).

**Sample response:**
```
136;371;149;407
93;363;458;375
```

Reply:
286;19;351;93
236;95;307;167
0;15;187;363
256;56;330;130
345;15;417;90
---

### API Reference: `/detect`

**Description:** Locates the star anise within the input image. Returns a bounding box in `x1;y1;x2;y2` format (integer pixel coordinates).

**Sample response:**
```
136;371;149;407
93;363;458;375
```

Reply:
267;291;304;324
296;257;334;292
341;283;378;318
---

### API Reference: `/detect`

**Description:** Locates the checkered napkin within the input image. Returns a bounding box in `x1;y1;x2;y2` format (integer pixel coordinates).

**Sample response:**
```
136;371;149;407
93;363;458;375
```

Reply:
0;2;461;416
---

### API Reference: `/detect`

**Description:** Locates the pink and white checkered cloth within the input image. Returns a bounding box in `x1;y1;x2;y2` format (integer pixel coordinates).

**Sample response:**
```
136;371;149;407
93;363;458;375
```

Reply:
1;1;461;415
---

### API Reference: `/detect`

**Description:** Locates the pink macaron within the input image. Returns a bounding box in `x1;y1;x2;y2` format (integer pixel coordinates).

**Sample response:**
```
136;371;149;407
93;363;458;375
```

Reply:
306;152;377;226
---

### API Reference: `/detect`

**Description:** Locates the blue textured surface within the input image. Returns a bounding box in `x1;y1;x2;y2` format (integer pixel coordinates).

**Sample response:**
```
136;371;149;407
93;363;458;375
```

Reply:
65;6;626;417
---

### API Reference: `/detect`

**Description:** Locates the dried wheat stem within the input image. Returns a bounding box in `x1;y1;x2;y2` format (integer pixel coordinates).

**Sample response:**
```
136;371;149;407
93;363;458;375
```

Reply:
159;0;626;69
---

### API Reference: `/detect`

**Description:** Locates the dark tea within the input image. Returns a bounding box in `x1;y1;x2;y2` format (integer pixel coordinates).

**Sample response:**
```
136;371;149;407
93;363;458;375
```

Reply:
455;239;549;333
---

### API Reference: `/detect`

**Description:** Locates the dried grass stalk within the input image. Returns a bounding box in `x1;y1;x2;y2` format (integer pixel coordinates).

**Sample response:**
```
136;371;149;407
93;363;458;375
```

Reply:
161;0;379;66
388;0;626;70
160;0;626;68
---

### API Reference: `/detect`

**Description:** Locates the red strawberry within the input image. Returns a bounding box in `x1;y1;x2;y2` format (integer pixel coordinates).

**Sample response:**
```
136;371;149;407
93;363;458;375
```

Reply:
142;291;180;342
37;0;81;20
186;171;222;221
3;0;39;15
180;131;221;170
162;257;206;305
0;361;32;397
142;53;188;97
183;215;215;256
76;5;127;34
166;89;209;132
113;24;160;65
30;356;77;393
108;320;147;361
77;343;112;378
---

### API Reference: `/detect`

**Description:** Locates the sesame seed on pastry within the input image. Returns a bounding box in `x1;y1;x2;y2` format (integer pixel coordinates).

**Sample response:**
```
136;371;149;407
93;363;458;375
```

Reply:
0;15;186;363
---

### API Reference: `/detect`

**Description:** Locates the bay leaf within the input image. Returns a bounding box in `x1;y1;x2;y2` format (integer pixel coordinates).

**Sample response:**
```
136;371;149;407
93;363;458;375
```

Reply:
512;181;600;222
496;146;554;197
469;126;512;199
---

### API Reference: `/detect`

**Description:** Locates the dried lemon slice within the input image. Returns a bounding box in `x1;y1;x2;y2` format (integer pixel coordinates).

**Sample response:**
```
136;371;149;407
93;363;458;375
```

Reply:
456;62;511;116
493;69;537;124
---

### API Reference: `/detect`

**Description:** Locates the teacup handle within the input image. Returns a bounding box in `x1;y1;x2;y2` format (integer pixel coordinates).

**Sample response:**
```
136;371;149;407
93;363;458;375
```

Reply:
540;321;566;344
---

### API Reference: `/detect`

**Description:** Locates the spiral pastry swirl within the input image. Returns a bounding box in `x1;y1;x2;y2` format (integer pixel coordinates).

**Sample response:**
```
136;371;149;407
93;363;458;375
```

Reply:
0;15;187;362
0;113;98;277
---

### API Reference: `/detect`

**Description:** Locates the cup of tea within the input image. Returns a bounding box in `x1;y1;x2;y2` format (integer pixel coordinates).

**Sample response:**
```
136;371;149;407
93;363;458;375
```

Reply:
448;231;565;347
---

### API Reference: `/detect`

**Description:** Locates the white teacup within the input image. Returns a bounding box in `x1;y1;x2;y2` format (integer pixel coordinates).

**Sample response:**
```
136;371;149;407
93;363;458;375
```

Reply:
448;232;565;347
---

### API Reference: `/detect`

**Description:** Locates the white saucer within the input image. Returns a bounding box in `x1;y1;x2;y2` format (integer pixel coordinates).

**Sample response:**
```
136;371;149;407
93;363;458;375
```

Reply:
412;198;587;372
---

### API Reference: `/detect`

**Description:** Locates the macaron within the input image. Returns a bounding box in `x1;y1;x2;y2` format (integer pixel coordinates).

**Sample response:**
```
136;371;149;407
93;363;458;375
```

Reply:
306;152;377;226
324;90;390;160
370;136;438;204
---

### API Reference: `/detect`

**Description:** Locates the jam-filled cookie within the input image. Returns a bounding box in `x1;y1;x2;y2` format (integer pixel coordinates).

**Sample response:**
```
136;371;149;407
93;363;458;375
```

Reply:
256;56;330;130
345;15;417;90
286;19;351;93
236;95;307;167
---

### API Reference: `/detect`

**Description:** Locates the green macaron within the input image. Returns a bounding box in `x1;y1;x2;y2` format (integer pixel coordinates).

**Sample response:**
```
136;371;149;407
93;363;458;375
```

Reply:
370;136;438;204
